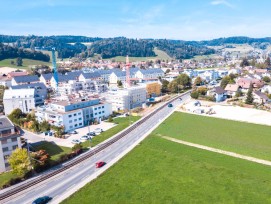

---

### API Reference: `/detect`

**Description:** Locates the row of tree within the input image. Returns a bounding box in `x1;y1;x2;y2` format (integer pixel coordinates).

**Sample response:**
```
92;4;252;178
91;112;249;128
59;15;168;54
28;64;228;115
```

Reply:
0;43;50;62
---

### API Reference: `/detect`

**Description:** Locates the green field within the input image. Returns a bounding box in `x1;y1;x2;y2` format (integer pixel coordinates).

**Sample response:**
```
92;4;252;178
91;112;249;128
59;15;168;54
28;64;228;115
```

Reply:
82;116;141;149
108;48;172;62
0;58;51;69
63;135;271;204
153;112;271;161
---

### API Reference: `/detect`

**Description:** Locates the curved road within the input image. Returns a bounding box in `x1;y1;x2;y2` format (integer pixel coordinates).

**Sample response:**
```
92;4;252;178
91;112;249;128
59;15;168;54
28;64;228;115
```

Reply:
1;92;190;204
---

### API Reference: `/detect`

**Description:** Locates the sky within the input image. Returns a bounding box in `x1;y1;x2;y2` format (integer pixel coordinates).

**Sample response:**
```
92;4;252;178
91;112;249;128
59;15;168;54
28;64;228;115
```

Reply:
1;0;271;40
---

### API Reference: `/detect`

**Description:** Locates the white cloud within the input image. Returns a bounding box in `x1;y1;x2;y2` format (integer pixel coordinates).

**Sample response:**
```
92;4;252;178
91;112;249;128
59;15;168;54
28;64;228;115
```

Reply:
210;0;235;9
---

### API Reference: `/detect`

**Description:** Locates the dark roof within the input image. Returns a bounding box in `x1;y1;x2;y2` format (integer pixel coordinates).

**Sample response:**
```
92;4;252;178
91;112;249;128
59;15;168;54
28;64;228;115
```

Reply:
13;75;40;83
139;68;164;75
96;68;121;75
254;91;269;100
214;86;226;94
40;73;53;81
11;82;47;90
0;116;14;130
81;72;102;79
66;71;84;78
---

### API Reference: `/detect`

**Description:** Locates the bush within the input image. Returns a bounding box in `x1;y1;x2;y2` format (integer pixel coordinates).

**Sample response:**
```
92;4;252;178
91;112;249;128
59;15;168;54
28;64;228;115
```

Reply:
108;116;113;122
191;91;199;99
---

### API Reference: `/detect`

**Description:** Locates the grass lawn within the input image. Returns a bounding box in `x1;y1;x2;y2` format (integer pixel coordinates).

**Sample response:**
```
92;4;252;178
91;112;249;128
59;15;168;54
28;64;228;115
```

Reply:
0;171;19;189
32;141;71;161
108;48;172;62
81;116;141;149
62;135;271;204
153;112;271;161
0;58;51;69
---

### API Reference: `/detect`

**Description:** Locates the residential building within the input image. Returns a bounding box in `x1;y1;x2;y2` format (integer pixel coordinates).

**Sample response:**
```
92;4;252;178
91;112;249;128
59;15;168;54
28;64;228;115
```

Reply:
253;91;270;104
35;96;112;132
261;85;271;94
103;86;147;111
0;76;11;87
135;68;164;80
11;75;40;86
225;84;239;97
7;71;28;79
10;82;48;99
207;86;227;102
40;73;53;86
0;116;21;173
3;89;44;115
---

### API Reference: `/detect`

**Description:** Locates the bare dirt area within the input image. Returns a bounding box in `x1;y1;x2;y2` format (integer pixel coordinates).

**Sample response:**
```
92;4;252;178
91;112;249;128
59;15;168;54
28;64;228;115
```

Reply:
179;100;271;126
0;67;25;74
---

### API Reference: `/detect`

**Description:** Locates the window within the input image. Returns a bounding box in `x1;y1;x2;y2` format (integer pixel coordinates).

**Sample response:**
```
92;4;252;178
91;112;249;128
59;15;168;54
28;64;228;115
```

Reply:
99;112;101;114
74;119;77;122
5;163;9;168
90;114;93;117
2;147;8;152
69;126;73;129
79;118;82;121
102;106;104;108
74;113;77;116
95;113;97;115
1;139;7;145
68;115;72;118
4;155;9;160
102;111;105;113
98;107;101;109
11;138;17;142
12;145;18;150
78;112;81;115
1;129;11;134
74;124;78;127
69;120;72;123
86;115;89;118
79;123;82;126
94;108;97;110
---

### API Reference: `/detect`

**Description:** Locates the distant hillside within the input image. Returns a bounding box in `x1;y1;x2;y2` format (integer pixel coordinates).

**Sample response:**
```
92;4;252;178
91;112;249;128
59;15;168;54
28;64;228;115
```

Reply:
6;35;271;59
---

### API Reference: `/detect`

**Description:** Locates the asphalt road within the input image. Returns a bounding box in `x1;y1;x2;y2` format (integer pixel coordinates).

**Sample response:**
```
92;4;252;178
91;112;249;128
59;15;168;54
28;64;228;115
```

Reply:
2;93;190;204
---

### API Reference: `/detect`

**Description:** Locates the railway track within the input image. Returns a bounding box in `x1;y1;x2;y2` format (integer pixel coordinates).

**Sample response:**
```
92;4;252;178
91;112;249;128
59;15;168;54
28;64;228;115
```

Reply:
0;92;189;201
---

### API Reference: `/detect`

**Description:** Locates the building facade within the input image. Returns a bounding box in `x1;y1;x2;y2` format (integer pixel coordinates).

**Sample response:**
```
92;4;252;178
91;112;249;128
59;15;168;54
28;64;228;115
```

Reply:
3;89;44;115
35;97;112;132
0;116;21;173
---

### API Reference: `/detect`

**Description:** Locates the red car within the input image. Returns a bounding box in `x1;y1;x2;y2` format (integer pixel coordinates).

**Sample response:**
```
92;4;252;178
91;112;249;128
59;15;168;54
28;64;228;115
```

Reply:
96;161;106;168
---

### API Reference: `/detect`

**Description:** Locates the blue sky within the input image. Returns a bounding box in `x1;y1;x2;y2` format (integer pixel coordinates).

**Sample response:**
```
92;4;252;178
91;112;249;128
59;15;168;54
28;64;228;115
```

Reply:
1;0;271;40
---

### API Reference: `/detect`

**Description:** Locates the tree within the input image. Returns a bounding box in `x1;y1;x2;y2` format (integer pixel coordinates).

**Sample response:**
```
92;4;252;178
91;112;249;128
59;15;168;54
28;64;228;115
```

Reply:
197;87;207;95
117;80;123;87
165;69;170;74
161;80;169;93
263;76;270;83
220;76;230;89
245;84;254;104
265;57;271;67
190;90;199;99
8;108;24;125
31;149;50;172
176;74;191;89
194;77;202;86
72;143;83;152
40;120;51;132
240;58;249;67
8;148;32;177
16;57;23;66
167;81;178;93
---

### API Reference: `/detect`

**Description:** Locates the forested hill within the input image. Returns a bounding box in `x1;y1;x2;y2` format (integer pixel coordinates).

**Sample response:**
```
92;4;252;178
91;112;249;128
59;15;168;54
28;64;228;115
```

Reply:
0;43;50;62
3;35;271;60
195;36;271;46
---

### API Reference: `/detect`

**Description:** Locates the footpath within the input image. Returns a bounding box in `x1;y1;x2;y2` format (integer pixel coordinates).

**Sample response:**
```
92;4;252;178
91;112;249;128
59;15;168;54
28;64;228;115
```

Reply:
162;136;271;166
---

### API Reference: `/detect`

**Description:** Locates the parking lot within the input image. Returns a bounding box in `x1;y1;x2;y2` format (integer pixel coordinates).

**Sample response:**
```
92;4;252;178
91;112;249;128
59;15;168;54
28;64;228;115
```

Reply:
22;121;117;147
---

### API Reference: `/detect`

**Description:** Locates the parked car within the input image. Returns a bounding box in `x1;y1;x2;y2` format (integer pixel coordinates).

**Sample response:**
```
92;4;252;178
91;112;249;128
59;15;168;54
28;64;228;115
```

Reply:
94;128;103;134
32;196;52;204
70;130;78;134
80;135;89;142
87;132;96;136
71;139;81;144
95;161;106;168
168;103;173;108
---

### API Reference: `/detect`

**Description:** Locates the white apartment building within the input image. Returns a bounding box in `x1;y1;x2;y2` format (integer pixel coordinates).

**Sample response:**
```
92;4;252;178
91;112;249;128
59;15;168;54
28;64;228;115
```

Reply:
0;116;21;173
3;89;44;115
104;86;147;111
35;96;112;132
